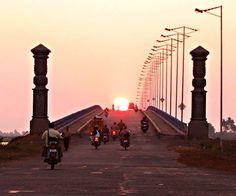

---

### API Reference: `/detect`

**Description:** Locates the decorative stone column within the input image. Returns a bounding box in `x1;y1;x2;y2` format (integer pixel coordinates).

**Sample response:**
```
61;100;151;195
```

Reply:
30;44;51;134
188;46;209;139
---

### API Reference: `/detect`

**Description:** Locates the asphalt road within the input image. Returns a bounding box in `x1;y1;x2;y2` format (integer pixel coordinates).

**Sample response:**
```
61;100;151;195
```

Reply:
0;110;236;196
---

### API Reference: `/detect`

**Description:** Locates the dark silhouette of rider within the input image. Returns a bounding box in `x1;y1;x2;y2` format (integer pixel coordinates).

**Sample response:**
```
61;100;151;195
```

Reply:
118;120;125;131
141;116;149;125
119;126;130;144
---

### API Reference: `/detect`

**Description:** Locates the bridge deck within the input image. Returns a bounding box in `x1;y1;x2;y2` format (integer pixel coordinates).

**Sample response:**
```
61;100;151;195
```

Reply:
0;111;235;195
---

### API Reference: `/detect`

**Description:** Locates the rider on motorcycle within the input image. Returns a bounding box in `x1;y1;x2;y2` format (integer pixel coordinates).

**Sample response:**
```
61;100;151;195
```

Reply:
118;120;125;131
41;122;63;161
141;116;149;126
119;126;130;144
102;124;110;140
110;122;118;134
90;125;101;143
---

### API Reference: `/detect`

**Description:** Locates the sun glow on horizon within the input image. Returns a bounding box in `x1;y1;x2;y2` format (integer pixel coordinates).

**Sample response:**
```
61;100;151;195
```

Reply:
114;97;129;111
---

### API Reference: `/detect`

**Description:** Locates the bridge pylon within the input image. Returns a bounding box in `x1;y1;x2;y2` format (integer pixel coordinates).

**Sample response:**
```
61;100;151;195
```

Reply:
30;44;51;134
188;46;209;139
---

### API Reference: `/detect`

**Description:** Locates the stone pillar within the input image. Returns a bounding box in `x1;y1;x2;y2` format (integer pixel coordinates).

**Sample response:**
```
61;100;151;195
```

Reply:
30;44;51;134
188;46;209;139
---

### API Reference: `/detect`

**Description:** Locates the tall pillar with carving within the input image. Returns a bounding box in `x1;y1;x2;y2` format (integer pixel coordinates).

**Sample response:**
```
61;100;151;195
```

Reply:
188;46;209;139
30;44;51;134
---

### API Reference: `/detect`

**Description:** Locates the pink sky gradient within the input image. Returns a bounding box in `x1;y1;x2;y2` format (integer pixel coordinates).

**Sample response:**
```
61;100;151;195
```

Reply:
0;0;235;132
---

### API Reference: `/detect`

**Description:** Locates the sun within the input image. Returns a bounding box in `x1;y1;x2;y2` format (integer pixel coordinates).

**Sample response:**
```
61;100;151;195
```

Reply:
114;97;129;111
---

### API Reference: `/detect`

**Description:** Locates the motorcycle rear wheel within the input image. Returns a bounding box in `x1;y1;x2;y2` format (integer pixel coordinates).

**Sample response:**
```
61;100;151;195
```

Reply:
51;163;55;170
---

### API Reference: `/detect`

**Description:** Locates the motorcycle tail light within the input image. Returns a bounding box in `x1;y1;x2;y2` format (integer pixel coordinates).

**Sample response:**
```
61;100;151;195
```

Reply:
95;137;99;142
112;131;116;135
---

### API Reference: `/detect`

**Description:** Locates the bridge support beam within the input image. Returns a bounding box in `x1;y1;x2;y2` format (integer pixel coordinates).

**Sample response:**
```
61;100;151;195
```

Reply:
188;46;209;139
30;44;51;134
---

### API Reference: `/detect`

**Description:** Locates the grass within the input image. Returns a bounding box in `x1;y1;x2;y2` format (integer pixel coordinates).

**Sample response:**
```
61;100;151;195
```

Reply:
0;134;43;161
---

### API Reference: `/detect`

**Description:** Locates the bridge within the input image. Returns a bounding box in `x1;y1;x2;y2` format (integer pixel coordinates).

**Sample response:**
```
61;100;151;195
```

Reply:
1;44;234;195
1;108;235;195
29;44;208;139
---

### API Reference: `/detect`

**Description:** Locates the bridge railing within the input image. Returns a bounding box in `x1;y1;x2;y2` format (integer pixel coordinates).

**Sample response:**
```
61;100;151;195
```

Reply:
53;105;103;132
147;106;188;134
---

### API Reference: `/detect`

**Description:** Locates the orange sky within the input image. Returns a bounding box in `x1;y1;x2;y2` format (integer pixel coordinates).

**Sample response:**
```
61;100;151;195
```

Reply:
0;0;235;132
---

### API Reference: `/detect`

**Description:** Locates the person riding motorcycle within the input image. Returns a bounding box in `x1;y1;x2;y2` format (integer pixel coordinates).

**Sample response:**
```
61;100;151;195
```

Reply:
141;116;149;126
110;122;119;135
41;122;63;161
119;126;130;144
141;116;149;132
102;124;110;140
90;125;101;143
118;120;125;131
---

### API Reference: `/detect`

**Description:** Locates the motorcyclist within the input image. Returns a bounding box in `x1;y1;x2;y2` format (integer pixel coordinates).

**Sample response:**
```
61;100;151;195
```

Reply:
102;124;110;140
141;116;149;126
118;120;125;131
119;126;130;144
41;122;63;161
110;122;119;134
90;125;101;143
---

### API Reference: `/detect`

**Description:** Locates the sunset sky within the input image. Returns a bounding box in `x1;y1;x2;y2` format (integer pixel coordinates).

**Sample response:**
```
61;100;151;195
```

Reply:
0;0;235;132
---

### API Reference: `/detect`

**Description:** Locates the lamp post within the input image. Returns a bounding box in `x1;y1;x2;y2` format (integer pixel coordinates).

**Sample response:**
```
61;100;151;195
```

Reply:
161;33;182;117
165;26;198;122
195;5;223;150
151;46;167;110
157;41;169;113
149;51;162;108
153;44;172;112
138;61;150;110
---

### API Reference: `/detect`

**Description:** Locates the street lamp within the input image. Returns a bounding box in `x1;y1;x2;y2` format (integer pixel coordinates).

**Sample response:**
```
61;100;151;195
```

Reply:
160;35;180;116
150;46;166;109
161;33;182;118
165;26;198;122
155;42;173;112
195;5;223;150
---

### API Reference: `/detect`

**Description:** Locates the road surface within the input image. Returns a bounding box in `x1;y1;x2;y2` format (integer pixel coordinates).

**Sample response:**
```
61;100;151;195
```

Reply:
0;110;236;195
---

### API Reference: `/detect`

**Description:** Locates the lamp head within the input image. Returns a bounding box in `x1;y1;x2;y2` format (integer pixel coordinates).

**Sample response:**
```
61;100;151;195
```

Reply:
195;8;203;13
165;28;171;31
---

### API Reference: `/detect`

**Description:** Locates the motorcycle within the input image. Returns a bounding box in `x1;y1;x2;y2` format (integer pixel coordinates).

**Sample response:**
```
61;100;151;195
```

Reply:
45;141;61;170
120;138;130;150
102;133;109;144
92;136;100;149
141;122;149;133
111;130;117;141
